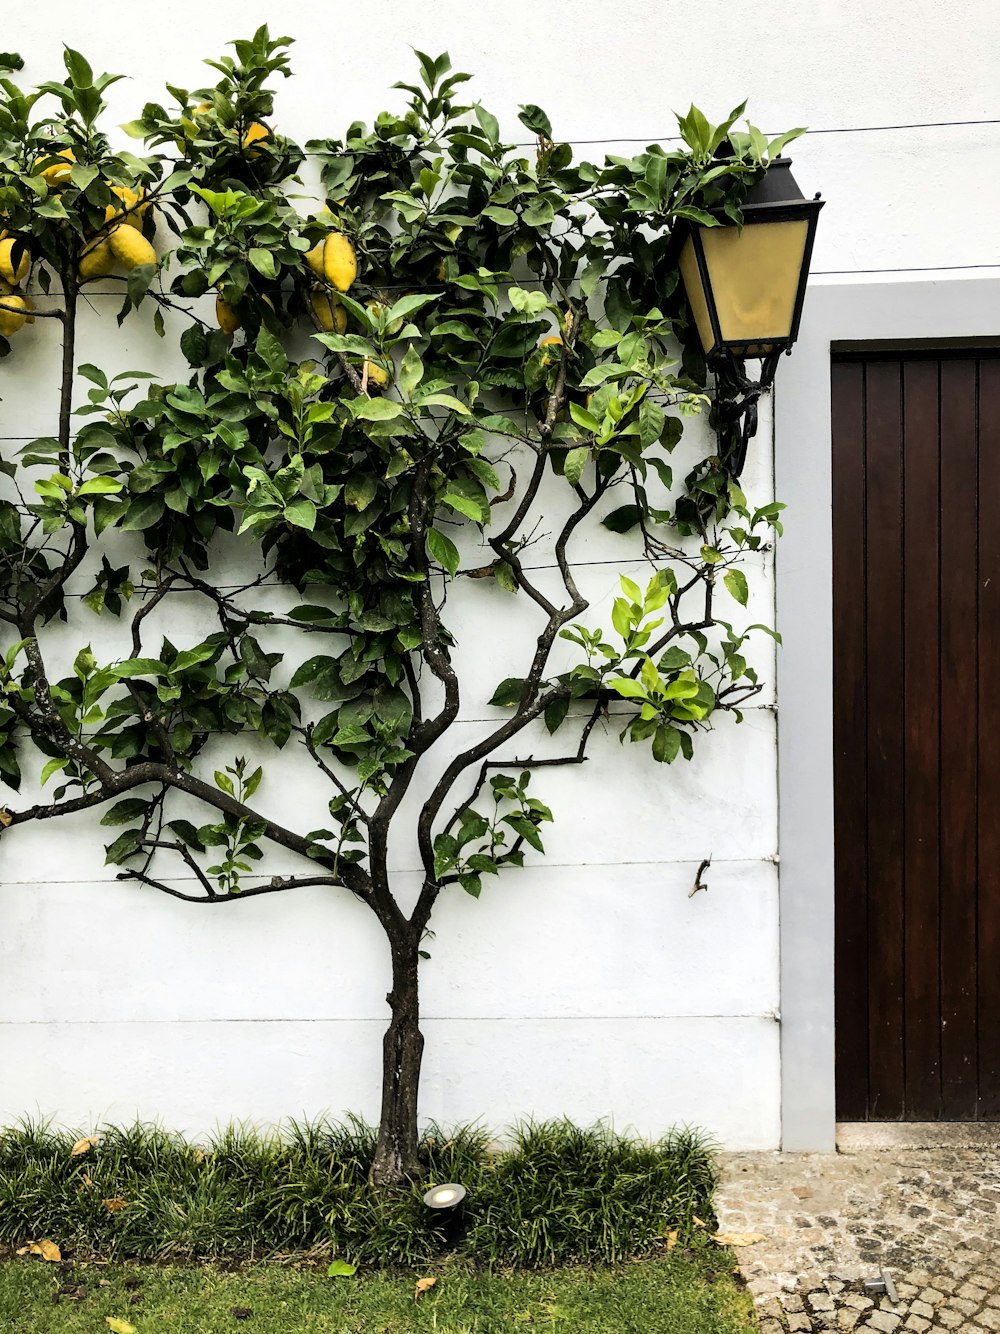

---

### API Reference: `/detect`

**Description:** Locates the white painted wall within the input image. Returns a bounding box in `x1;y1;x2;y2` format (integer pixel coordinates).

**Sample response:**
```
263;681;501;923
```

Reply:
1;0;996;1150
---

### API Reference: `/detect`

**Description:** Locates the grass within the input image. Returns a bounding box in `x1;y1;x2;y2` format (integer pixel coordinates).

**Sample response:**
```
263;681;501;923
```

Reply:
0;1247;756;1332
0;1119;717;1268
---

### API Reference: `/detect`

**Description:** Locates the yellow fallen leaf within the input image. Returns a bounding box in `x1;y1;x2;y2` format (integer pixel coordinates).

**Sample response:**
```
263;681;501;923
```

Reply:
26;1240;61;1261
692;1215;707;1228
415;1276;437;1299
14;1247;28;1257
102;1197;128;1212
713;1232;767;1247
665;1229;679;1251
71;1136;98;1157
106;1319;136;1334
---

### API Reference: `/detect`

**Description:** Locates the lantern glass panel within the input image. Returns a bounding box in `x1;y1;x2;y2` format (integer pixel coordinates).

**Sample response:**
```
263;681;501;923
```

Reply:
678;235;715;356
700;218;810;354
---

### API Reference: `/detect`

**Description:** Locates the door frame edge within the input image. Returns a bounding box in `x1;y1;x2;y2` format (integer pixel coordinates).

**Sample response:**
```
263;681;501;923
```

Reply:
775;274;1000;1151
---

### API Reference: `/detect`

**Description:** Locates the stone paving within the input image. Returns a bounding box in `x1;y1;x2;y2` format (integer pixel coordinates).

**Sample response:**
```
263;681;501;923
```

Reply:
716;1148;1000;1332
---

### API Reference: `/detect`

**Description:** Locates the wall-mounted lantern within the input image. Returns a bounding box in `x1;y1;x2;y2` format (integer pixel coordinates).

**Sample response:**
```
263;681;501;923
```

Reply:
676;156;824;475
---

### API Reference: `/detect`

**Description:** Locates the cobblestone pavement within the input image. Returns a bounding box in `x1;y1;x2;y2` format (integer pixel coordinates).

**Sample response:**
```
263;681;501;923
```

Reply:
716;1149;1000;1332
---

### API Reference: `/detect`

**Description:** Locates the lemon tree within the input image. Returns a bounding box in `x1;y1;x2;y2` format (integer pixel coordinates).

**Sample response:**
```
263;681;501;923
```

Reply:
0;29;792;1185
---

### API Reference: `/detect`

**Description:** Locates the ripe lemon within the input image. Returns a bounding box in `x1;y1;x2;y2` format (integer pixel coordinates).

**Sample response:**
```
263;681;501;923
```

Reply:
363;357;391;389
105;185;149;230
34;147;75;185
0;238;29;285
216;295;241;334
108;226;157;270
79;237;115;281
0;294;29;337
311;290;346;334
323;233;357;293
242;121;270;154
304;239;326;281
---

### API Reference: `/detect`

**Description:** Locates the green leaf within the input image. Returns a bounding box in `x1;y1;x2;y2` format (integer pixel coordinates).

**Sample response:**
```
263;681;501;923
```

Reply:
601;505;641;534
120;494;165;531
652;724;682;764
489;677;526;708
723;569;749;606
248;247;277;279
427;528;459;578
608;676;647;700
40;757;67;786
563;446;589;487
354;397;403;421
544;697;569;734
327;1260;356;1279
105;830;143;865
518;103;553;138
78;476;123;496
398;345;424;397
385;292;439;328
101;799;150;826
284;498;317;530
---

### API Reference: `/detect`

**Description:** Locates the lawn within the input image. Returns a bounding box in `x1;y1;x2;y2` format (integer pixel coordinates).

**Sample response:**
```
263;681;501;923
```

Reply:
0;1249;756;1333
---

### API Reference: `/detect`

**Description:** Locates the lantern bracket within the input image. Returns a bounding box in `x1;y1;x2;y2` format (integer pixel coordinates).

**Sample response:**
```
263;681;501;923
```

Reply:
712;347;784;478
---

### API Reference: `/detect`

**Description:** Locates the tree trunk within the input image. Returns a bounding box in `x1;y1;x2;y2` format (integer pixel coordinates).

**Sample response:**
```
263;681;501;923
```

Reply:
369;934;424;1186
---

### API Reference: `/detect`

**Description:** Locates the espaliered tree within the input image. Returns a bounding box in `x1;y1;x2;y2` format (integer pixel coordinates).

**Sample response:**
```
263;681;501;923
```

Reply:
0;30;793;1185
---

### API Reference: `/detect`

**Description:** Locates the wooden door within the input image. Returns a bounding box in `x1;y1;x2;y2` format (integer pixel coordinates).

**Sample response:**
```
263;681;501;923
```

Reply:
833;349;1000;1121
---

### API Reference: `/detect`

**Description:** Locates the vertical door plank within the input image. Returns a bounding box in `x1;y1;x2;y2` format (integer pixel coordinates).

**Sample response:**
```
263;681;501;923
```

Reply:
832;359;870;1119
938;358;979;1118
864;359;907;1118
978;356;1000;1118
901;359;943;1119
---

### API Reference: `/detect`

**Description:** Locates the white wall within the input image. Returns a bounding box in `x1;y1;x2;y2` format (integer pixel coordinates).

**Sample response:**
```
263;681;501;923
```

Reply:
1;0;995;1150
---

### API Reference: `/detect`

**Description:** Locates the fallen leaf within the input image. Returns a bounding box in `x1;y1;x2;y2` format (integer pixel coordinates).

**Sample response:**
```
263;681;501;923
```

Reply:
792;1186;813;1199
665;1230;679;1251
0;808;12;827
692;1215;707;1228
231;1308;253;1320
102;1197;128;1212
327;1259;356;1278
415;1276;438;1299
193;1148;206;1162
15;1247;28;1257
25;1240;61;1262
713;1232;767;1248
106;1319;136;1334
71;1136;99;1157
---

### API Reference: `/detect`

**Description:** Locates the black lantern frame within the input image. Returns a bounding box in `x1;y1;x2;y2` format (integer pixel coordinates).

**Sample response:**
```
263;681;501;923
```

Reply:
675;156;824;475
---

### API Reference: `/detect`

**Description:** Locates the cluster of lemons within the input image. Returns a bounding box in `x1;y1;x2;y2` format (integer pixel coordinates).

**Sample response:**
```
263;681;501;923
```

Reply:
0;148;160;340
0;236;34;338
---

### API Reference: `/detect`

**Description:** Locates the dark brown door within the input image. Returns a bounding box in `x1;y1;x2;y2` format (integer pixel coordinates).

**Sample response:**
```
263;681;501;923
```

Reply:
833;349;1000;1121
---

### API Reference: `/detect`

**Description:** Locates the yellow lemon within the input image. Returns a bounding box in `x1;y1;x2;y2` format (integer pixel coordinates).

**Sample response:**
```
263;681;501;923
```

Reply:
311;290;346;334
363;357;391;389
0;237;29;285
323;233;357;293
304;239;326;281
107;226;157;270
539;334;563;367
0;294;29;337
105;185;149;230
34;147;75;185
216;295;241;334
242;121;270;154
79;237;115;281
